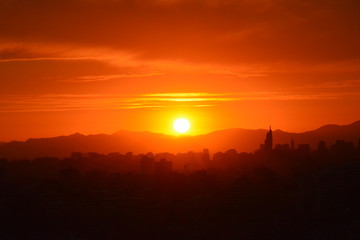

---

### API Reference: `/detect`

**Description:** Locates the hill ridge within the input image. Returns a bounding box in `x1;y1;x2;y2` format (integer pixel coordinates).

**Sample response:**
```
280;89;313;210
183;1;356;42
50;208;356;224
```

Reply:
0;121;359;159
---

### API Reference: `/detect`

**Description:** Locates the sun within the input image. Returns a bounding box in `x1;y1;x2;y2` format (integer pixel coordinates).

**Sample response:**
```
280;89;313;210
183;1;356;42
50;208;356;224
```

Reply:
173;118;191;133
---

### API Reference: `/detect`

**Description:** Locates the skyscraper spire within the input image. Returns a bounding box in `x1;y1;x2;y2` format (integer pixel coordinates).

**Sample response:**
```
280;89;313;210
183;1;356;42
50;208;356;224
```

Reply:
259;125;273;151
264;126;273;151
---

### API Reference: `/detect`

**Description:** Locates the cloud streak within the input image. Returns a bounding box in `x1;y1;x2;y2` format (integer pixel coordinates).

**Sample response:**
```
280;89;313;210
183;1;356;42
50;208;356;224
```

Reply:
0;91;354;113
298;79;360;90
1;0;360;65
60;73;165;82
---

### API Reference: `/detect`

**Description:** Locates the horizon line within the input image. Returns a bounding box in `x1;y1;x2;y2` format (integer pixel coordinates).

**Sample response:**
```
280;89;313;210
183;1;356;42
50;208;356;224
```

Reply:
1;120;359;143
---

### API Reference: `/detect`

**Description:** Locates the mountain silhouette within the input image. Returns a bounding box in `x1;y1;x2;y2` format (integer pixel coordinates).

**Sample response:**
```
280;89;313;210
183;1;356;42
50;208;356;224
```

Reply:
0;121;359;159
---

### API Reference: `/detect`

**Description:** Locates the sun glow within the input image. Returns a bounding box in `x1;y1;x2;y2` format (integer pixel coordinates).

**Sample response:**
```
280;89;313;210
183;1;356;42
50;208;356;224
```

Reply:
173;118;191;133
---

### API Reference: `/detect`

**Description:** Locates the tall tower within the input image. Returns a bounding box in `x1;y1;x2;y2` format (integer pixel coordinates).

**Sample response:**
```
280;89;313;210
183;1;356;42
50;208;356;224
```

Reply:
264;126;273;151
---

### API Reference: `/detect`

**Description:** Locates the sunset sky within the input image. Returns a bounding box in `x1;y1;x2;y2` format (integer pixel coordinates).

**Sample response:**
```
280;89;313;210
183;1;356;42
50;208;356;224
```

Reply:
1;0;360;141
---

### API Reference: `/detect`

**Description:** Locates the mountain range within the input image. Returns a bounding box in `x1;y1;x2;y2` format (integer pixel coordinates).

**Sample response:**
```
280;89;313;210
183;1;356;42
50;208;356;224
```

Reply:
0;121;359;159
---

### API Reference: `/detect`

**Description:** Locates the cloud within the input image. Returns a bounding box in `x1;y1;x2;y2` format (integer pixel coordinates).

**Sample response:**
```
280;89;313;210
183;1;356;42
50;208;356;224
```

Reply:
211;71;268;78
298;79;360;89
0;0;360;114
0;91;353;113
0;57;91;63
0;0;359;66
143;93;226;97
61;72;165;82
0;53;167;95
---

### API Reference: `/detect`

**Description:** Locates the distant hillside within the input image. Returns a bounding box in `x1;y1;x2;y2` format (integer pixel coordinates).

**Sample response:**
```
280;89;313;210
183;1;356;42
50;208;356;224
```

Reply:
0;121;359;159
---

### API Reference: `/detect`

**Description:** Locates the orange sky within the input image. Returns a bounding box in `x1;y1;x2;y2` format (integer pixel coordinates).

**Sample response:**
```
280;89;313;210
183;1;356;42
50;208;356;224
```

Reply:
1;0;360;141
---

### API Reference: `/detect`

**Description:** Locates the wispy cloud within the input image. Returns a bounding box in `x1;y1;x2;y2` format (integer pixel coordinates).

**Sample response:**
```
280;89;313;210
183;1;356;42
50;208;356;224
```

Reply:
143;93;226;97
140;92;234;102
298;79;360;90
0;57;91;63
0;91;355;113
61;73;165;83
140;92;345;102
211;71;268;78
2;0;359;65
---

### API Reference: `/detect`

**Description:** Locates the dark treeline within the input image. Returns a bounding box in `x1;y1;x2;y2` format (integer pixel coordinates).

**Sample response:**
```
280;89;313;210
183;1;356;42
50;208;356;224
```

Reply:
0;137;360;239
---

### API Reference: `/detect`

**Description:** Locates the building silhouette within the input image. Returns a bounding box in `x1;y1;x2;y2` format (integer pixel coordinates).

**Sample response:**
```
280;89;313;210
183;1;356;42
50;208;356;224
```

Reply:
260;126;273;151
291;139;295;150
154;158;172;174
317;140;327;153
141;155;155;174
297;144;311;155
